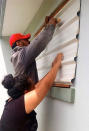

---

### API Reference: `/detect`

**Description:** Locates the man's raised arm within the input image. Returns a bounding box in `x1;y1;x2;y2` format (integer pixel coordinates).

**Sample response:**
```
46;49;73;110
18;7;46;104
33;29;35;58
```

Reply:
24;17;57;66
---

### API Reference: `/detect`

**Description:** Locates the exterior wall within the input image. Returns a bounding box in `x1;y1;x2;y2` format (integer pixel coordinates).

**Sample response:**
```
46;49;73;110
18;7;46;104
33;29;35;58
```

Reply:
0;37;8;117
1;37;14;74
0;1;89;131
0;37;14;117
36;0;89;131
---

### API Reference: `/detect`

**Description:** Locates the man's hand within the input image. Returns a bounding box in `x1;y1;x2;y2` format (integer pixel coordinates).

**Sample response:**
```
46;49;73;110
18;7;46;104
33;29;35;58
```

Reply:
48;17;58;26
45;16;51;25
45;16;58;26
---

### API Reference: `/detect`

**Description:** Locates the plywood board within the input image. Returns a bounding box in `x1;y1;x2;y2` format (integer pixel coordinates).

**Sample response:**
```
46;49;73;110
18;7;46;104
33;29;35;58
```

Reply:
36;39;78;69
55;0;80;24
36;16;79;60
38;62;76;84
36;0;80;87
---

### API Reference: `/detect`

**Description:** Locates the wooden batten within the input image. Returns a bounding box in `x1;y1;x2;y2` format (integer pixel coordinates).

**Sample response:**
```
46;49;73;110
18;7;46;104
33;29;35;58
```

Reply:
34;0;70;37
52;83;71;88
52;82;70;88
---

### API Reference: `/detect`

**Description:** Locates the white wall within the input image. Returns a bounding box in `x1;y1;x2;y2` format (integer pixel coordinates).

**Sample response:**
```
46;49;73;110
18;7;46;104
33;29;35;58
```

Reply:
0;38;8;117
0;37;14;117
36;0;89;131
1;37;14;74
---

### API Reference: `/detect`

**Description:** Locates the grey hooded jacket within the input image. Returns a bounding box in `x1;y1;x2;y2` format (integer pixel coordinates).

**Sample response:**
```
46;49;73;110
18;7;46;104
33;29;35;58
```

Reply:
11;24;55;84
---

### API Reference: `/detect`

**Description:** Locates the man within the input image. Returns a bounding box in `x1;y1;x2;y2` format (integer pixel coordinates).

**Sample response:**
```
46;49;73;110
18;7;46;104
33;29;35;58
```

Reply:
10;17;57;83
9;17;57;130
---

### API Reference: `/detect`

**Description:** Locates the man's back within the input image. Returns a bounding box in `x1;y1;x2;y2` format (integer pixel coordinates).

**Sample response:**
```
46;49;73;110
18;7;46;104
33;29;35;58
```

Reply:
11;46;38;83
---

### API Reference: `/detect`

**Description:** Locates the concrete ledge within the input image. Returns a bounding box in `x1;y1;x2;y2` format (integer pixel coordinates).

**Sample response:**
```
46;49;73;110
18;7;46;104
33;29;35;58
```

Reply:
47;87;75;103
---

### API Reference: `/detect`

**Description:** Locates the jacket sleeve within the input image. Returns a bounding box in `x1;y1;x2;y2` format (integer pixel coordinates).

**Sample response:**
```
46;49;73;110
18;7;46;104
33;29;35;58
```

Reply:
24;24;55;68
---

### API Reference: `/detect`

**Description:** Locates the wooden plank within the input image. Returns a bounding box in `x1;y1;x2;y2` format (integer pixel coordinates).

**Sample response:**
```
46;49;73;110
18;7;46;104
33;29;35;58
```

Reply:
52;82;70;88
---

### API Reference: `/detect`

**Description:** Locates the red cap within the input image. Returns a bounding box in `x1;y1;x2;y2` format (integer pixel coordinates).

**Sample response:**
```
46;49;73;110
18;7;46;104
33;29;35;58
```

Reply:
9;33;31;47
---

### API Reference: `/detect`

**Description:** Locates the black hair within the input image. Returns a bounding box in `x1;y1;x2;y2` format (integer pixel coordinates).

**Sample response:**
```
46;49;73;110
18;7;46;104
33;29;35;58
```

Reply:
12;42;17;49
2;74;34;99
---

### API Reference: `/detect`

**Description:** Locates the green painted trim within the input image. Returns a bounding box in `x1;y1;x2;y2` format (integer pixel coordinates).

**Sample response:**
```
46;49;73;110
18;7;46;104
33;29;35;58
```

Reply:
0;0;6;36
47;87;75;103
25;0;65;38
70;88;75;103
